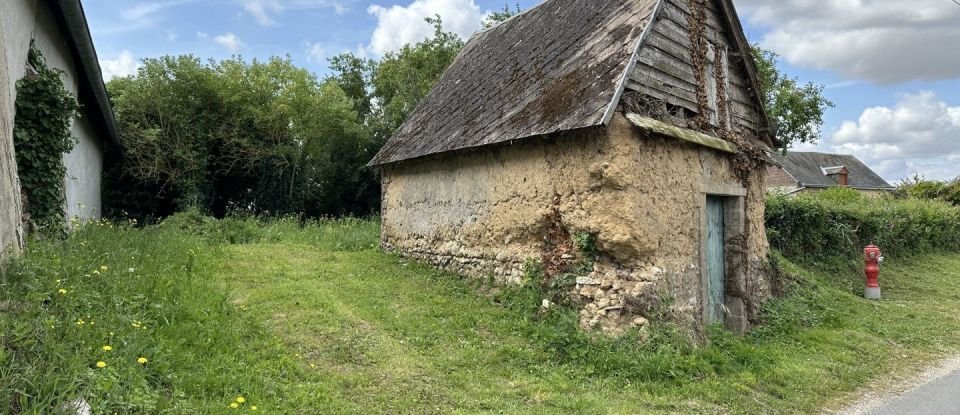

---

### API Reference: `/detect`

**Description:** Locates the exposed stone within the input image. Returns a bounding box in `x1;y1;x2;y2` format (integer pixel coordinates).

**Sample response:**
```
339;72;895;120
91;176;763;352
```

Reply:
579;285;598;299
576;276;599;286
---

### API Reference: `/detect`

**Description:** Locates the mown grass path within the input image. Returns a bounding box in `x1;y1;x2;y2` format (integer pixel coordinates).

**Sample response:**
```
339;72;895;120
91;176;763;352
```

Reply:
218;243;657;414
216;241;960;414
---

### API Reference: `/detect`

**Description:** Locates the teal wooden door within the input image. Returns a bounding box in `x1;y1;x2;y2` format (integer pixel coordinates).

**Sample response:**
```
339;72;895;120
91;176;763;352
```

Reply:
706;197;725;325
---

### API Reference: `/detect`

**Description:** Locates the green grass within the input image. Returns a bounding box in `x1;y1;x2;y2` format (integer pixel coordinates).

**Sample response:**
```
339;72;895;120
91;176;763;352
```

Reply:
3;216;960;414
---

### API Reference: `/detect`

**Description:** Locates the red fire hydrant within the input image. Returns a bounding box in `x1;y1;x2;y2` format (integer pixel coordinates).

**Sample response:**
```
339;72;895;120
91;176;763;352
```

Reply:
864;244;883;300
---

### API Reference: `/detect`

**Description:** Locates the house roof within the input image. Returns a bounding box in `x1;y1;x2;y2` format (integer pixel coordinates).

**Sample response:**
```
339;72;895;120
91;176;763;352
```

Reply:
369;0;771;167
47;0;120;147
769;152;894;190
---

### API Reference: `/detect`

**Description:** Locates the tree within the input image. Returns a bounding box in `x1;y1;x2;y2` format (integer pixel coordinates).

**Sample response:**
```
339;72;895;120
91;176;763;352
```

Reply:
328;54;377;121
751;46;834;149
105;55;372;219
104;55;221;217
369;16;465;141
482;3;522;29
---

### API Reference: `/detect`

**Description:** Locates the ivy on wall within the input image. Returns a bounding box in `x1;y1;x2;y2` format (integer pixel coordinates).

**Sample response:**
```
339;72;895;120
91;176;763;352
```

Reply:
13;42;80;230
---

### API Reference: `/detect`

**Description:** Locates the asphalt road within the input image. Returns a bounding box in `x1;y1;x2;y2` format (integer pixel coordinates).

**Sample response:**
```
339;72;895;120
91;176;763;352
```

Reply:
867;368;960;415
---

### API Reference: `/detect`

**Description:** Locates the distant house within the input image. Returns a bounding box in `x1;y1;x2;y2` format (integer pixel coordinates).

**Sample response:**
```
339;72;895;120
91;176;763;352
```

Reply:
767;152;895;195
0;0;120;256
371;0;776;333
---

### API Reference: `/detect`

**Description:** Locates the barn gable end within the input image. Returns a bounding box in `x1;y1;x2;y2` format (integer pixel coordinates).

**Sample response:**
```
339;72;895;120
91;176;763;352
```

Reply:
626;0;769;142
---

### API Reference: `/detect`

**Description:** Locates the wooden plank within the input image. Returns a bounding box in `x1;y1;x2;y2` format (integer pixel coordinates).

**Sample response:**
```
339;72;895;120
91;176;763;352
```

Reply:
661;0;727;34
644;30;690;63
625;113;739;154
630;64;700;105
638;46;697;83
652;17;692;49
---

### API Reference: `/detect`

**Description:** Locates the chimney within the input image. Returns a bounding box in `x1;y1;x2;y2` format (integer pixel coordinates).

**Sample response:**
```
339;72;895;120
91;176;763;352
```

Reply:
838;169;848;186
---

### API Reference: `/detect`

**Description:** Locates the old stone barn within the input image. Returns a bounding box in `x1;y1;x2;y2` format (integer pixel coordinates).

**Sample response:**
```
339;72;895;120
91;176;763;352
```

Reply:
369;0;775;334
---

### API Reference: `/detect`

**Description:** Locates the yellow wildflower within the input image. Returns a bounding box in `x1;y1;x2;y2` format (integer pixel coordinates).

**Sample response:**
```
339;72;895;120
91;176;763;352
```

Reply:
58;289;68;295
102;345;112;352
100;266;108;272
236;396;245;404
251;406;257;411
137;357;148;364
56;279;61;285
95;361;106;368
76;319;85;325
229;403;239;409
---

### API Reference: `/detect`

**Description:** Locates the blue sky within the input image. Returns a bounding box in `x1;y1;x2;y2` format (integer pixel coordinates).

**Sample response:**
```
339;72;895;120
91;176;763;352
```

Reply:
86;0;960;183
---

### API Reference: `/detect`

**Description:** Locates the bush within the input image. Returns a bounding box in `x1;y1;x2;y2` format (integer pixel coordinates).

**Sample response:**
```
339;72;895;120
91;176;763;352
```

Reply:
766;188;960;266
898;176;960;206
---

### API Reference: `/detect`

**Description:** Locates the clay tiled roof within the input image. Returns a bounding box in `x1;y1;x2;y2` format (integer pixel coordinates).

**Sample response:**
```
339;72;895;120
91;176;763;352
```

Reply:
369;0;659;166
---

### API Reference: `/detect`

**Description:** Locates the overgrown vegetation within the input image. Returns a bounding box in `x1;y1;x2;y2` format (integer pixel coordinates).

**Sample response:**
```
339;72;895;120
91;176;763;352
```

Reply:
766;187;960;270
898;175;960;206
4;216;960;414
105;55;375;221
13;43;80;231
106;17;466;222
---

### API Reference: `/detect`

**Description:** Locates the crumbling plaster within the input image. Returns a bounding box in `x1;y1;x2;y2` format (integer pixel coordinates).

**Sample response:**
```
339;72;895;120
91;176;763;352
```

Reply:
381;113;770;334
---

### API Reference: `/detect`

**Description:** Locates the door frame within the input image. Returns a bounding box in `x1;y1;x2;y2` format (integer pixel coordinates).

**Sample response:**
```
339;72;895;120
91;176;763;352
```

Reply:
698;184;747;332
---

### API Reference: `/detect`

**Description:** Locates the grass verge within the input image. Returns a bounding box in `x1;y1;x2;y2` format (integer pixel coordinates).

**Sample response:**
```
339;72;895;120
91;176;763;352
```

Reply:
3;216;960;413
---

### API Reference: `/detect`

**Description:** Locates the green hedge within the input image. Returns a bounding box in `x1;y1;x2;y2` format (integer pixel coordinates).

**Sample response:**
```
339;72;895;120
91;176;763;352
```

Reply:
765;188;960;264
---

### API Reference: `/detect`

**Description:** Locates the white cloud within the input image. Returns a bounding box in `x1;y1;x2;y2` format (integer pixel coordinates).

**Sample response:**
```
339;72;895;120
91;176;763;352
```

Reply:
822;91;960;181
240;0;350;26
304;42;326;63
98;0;192;33
242;0;283;25
121;2;167;21
214;33;246;52
166;30;178;41
738;0;960;84
100;50;140;80
366;0;482;55
196;31;209;39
